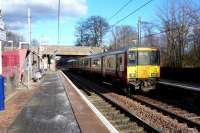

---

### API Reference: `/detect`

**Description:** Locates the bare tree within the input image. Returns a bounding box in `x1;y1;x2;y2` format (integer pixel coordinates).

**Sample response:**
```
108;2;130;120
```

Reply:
158;1;196;67
75;16;109;47
109;25;137;49
31;39;39;46
142;21;158;46
6;31;24;47
75;22;89;46
189;8;200;66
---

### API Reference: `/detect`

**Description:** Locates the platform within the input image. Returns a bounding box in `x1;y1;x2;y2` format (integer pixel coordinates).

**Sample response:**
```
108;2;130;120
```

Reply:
159;79;200;92
60;72;111;133
7;72;110;133
7;73;81;133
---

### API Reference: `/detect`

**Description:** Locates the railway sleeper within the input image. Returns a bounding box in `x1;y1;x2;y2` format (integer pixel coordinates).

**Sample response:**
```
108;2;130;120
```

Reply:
114;122;143;132
106;113;126;120
88;95;102;98
99;108;119;114
90;98;106;102
111;121;133;128
119;128;144;133
95;105;113;110
189;116;200;120
88;98;104;102
93;102;112;107
109;118;130;125
98;106;116;111
91;100;109;104
103;111;123;118
113;123;133;131
102;110;121;116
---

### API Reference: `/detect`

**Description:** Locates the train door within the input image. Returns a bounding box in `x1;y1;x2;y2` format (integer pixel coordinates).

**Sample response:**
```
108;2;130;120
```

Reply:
127;50;137;79
101;56;103;76
102;56;106;77
89;58;91;73
117;54;124;79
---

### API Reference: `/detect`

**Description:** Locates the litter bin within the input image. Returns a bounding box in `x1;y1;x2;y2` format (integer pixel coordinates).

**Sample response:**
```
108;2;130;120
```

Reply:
0;75;4;110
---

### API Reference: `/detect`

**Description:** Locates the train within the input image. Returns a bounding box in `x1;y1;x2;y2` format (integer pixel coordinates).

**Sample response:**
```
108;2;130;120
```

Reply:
66;46;160;92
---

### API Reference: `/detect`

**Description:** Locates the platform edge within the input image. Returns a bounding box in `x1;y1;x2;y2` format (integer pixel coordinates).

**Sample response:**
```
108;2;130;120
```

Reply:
60;71;119;133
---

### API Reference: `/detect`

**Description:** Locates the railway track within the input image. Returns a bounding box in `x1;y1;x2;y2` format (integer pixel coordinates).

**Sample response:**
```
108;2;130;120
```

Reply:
88;93;149;132
101;80;200;131
130;95;200;131
67;73;160;133
65;72;199;132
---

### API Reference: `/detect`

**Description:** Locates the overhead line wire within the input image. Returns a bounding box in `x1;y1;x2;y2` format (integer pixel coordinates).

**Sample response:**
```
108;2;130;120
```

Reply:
111;0;154;27
108;0;133;21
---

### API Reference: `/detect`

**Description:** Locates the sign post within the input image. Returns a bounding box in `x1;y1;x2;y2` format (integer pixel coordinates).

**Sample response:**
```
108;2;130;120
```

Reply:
27;8;32;89
0;10;5;111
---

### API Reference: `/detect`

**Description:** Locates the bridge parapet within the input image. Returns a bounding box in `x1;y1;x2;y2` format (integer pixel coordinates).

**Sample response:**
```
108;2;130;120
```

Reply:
31;45;104;56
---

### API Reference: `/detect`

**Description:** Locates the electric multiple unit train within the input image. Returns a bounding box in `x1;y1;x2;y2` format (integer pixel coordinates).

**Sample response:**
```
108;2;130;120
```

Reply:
67;46;160;92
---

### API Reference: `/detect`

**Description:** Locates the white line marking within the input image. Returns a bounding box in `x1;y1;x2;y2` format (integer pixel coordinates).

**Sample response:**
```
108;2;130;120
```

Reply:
102;81;112;86
60;71;119;133
5;91;18;102
159;81;200;92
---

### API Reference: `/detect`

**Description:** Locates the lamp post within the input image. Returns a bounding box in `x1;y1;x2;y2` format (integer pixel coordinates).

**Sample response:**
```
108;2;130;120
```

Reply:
27;8;32;89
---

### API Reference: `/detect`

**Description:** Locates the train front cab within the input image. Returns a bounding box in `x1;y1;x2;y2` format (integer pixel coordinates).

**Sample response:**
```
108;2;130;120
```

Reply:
127;47;160;92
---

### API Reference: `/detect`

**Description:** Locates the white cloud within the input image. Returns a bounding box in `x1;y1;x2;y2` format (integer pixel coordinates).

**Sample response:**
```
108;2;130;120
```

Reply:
1;0;88;29
6;21;27;30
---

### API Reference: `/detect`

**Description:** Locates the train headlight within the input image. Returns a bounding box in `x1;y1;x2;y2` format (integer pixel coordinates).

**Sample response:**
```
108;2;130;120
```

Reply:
151;73;157;77
129;73;136;78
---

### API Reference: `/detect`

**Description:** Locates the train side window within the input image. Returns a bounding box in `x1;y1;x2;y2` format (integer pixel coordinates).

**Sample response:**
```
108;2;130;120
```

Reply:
97;59;101;68
119;56;122;64
109;56;115;69
107;57;113;69
107;58;111;68
117;56;122;68
92;59;96;67
150;51;160;65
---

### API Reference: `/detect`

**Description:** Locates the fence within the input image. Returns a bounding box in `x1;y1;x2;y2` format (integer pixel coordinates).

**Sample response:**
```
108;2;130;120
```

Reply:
160;67;200;83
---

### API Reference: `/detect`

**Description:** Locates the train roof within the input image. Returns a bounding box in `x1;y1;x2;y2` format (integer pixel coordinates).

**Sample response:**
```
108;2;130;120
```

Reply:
86;45;159;59
86;47;127;59
77;45;159;60
67;59;77;62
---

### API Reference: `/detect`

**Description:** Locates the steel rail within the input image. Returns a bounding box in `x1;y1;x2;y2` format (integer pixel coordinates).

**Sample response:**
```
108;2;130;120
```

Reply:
66;72;161;133
130;95;200;131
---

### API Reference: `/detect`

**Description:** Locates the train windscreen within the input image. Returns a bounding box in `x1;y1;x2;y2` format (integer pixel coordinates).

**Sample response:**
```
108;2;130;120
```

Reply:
128;51;137;65
138;51;160;65
128;50;160;66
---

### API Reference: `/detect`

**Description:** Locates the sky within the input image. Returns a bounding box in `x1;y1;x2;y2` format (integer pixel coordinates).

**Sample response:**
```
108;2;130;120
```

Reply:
1;0;199;46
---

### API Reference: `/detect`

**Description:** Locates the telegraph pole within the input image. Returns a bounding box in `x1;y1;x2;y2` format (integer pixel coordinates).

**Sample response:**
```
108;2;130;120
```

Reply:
28;8;32;89
137;17;142;45
57;0;60;45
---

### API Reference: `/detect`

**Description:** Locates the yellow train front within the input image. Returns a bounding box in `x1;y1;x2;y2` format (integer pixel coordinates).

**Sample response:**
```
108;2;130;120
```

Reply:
127;47;160;92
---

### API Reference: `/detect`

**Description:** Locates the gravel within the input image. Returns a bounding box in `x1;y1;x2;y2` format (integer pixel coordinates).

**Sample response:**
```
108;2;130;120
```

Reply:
107;93;199;133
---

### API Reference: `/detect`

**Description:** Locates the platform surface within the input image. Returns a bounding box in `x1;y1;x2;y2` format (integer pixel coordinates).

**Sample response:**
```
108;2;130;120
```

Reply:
60;72;110;133
159;79;200;92
7;73;81;133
